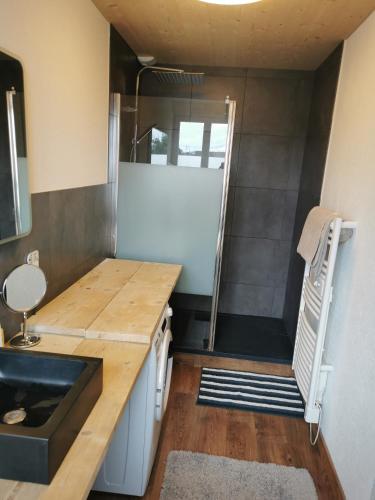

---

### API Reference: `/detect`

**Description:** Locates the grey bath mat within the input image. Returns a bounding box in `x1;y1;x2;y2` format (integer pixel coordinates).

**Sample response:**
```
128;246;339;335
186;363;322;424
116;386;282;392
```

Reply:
160;451;317;500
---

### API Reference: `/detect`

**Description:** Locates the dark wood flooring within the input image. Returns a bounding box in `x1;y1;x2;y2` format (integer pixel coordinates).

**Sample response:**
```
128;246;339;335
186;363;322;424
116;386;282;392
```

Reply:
90;356;343;500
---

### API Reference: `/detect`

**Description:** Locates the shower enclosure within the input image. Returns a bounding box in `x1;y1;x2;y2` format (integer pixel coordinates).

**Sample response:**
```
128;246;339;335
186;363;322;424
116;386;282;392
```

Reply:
113;91;236;353
109;47;342;363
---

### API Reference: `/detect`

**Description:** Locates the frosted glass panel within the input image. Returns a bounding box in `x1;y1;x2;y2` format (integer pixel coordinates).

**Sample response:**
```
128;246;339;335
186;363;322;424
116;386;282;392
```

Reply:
116;163;224;295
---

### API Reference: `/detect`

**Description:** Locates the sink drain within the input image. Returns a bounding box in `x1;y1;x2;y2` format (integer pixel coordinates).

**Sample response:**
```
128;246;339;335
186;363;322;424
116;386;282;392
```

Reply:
2;408;27;425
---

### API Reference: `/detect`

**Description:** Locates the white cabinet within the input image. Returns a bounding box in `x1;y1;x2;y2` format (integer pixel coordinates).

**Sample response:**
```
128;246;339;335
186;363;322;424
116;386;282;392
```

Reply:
94;305;173;496
94;352;151;496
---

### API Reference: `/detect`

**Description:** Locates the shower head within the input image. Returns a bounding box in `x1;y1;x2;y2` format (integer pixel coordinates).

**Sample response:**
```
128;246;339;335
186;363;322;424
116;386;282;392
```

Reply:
137;55;157;66
135;65;184;90
152;70;205;86
132;62;191;162
150;66;184;74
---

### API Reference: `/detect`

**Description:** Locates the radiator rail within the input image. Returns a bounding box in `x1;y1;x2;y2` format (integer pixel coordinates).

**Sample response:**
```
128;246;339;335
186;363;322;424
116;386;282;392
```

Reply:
293;219;357;424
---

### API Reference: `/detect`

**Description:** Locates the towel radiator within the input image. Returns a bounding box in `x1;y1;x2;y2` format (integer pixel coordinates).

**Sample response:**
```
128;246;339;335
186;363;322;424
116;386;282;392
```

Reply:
293;218;357;425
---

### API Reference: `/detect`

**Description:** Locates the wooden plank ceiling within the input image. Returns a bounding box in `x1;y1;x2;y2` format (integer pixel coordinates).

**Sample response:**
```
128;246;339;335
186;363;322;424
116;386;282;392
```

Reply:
93;0;375;69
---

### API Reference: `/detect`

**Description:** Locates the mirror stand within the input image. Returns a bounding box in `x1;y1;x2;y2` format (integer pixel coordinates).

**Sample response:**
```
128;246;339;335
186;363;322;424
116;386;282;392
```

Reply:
9;312;41;348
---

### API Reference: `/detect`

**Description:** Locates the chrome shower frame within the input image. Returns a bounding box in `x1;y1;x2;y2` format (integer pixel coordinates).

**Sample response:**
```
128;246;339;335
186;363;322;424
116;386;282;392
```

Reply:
108;93;121;256
116;88;235;352
208;97;237;351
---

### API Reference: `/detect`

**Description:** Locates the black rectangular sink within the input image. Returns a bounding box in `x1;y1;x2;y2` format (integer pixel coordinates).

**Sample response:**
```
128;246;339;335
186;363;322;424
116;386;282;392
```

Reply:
0;347;103;484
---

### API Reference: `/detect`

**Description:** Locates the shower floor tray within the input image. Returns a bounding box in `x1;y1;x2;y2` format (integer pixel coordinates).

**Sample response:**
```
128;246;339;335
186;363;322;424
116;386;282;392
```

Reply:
214;314;293;363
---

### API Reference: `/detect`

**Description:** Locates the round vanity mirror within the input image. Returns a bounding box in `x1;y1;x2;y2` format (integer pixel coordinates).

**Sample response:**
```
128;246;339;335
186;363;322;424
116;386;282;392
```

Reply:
2;264;47;348
3;264;47;312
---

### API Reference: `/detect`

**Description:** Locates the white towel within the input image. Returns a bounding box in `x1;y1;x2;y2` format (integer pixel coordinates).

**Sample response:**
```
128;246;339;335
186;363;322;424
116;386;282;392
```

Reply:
297;206;338;279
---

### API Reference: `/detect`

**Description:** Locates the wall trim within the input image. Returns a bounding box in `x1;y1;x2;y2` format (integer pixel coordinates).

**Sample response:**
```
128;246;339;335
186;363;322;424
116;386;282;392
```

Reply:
320;432;346;499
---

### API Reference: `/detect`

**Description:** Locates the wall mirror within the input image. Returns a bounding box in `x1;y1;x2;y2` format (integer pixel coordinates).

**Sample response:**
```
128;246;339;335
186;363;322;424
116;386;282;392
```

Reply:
0;50;31;244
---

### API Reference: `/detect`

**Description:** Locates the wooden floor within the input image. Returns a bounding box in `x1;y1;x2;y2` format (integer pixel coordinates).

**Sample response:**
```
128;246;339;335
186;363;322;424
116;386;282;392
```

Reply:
90;355;343;500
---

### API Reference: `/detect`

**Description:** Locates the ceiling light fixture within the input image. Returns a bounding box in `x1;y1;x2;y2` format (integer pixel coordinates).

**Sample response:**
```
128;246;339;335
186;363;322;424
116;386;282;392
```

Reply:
199;0;261;5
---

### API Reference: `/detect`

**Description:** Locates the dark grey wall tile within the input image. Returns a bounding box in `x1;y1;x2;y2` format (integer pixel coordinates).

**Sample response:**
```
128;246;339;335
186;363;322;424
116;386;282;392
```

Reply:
187;66;248;78
241;77;311;137
272;286;287;318
298;136;330;198
283;44;343;342
241;77;296;135
229;133;240;186
220;70;313;317
0;184;111;340
281;190;299;241
224;187;235;236
192;75;245;133
246;68;313;81
218;282;274;316
192;75;245;102
237;135;300;190
140;71;191;99
110;26;141;96
231;188;285;239
295;78;314;138
220;236;232;282
276;241;292;286
47;189;86;287
189;99;228;126
135;58;315;320
227;237;290;288
287;137;306;190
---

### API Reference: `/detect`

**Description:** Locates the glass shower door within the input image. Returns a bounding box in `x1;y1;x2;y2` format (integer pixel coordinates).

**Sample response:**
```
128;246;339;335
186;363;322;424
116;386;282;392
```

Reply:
116;95;235;352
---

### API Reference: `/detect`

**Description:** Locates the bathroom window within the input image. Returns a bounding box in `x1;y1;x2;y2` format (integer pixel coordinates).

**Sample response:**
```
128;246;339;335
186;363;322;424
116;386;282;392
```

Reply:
208;123;228;169
177;122;204;168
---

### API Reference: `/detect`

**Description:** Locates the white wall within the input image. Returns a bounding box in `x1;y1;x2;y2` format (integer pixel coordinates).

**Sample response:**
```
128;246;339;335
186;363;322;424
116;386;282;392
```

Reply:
0;0;109;193
320;11;375;500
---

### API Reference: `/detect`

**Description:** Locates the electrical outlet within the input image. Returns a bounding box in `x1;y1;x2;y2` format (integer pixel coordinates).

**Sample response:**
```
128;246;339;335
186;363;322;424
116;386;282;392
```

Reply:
26;250;39;267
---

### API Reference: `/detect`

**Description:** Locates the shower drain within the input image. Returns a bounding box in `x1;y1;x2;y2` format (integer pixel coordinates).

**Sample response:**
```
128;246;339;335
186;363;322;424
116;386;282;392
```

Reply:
2;408;27;425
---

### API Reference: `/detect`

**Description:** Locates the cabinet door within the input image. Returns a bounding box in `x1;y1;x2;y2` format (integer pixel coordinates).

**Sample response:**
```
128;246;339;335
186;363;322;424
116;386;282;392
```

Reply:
93;352;150;496
93;403;131;490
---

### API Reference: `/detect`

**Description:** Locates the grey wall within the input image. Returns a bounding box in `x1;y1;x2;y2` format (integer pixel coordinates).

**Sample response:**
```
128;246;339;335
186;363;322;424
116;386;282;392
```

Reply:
220;70;313;318
110;26;140;96
0;184;112;340
283;44;343;341
141;67;313;318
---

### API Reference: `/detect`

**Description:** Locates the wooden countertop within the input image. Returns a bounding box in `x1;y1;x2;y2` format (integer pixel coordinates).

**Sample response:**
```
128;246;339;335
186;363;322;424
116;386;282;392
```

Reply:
0;334;150;500
29;258;182;344
0;258;182;499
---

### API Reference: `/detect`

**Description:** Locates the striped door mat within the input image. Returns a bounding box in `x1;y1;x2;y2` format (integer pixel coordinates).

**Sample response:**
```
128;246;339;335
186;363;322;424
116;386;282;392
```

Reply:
197;367;304;418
